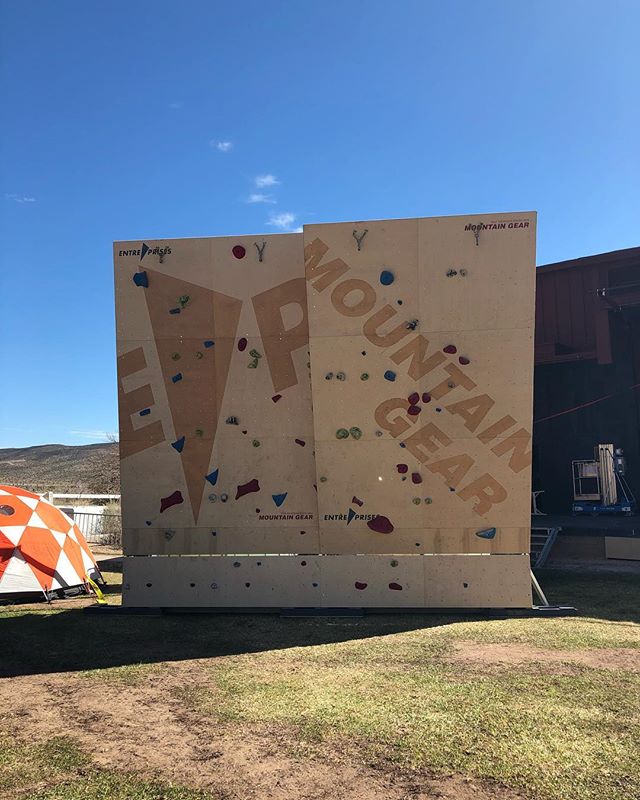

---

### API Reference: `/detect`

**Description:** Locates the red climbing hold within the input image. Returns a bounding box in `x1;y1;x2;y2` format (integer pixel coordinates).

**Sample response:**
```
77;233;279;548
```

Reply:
355;582;368;590
411;473;422;484
422;392;431;403
396;464;408;474
443;344;457;354
408;391;420;405
232;245;246;259
295;438;306;447
235;478;260;500
352;496;364;507
367;515;394;534
160;490;184;513
407;405;421;416
238;338;248;352
459;356;470;365
389;582;403;591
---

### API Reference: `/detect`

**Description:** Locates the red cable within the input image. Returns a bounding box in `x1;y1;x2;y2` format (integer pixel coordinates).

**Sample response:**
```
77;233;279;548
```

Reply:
534;383;640;424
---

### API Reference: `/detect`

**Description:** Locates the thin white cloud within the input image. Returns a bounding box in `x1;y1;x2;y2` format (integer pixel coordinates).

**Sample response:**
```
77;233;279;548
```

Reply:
293;226;303;233
168;101;183;109
5;193;36;203
70;430;117;441
211;140;233;152
246;193;275;204
255;174;279;188
267;212;297;231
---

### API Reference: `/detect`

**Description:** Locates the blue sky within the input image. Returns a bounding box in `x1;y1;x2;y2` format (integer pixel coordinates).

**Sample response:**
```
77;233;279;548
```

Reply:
1;0;638;448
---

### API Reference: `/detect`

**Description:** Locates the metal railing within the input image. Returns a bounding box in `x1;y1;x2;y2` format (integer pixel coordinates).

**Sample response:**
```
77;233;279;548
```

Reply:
72;512;122;546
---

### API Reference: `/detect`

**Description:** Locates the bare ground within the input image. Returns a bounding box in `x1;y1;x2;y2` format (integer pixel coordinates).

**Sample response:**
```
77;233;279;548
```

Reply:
0;660;524;800
448;640;640;673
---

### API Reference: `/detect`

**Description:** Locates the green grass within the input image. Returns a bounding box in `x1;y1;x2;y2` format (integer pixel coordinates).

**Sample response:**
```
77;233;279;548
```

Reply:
0;736;219;799
1;567;638;800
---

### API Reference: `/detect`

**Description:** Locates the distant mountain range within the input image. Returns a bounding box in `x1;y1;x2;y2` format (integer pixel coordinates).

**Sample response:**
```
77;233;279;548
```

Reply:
0;443;120;494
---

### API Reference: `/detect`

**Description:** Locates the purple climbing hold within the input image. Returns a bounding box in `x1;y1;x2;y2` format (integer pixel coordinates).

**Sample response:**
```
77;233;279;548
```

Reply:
389;582;403;591
355;581;368;590
367;515;394;534
459;355;470;366
236;479;260;500
411;472;422;484
272;492;288;507
408;392;420;405
205;469;219;486
407;405;421;416
397;464;408;474
171;373;183;383
133;271;148;288
422;392;431;403
295;438;306;447
238;338;248;352
352;496;364;507
443;344;457;355
160;490;183;513
272;394;282;403
169;308;181;315
171;436;185;453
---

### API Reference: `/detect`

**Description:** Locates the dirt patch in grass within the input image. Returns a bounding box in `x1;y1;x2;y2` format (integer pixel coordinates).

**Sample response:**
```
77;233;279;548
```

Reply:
449;641;640;673
0;661;523;800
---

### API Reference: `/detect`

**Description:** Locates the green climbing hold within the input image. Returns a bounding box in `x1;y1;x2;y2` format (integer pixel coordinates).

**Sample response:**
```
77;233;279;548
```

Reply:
248;358;259;368
178;294;190;308
412;497;421;505
390;559;399;567
336;428;349;439
252;439;260;447
195;428;204;437
195;351;204;359
249;348;262;359
349;427;362;440
319;476;328;482
360;372;369;380
424;497;433;504
171;352;181;361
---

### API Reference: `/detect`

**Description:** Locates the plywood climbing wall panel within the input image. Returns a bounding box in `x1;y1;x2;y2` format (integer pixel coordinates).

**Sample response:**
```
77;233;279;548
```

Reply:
304;212;536;558
115;212;536;609
114;234;318;556
122;553;531;608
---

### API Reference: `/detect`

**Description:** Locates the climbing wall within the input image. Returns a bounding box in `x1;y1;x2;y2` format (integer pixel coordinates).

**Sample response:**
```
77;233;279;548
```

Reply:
115;212;536;608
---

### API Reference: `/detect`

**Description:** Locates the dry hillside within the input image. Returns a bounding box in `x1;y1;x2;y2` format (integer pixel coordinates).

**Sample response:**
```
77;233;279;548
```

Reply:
0;443;120;494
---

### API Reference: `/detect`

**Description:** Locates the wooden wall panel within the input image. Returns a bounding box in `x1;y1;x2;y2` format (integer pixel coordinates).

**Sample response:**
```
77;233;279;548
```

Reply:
116;212;536;608
122;554;531;608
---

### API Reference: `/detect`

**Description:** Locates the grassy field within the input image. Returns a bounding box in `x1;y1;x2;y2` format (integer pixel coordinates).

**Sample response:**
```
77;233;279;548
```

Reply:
0;568;638;800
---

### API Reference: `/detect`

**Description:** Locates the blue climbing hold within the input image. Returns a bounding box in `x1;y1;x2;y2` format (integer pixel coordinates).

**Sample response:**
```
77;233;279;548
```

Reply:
384;370;396;382
171;436;185;453
380;269;394;286
169;307;181;315
133;271;149;288
475;527;497;539
203;340;215;348
139;408;151;416
205;469;219;486
272;492;288;508
171;372;183;383
347;508;357;525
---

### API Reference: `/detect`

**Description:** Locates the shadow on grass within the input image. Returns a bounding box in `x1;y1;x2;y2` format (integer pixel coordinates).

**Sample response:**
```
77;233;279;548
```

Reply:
0;569;637;679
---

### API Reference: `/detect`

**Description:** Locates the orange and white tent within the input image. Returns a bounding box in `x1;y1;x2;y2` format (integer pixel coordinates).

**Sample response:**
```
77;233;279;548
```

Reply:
0;485;102;597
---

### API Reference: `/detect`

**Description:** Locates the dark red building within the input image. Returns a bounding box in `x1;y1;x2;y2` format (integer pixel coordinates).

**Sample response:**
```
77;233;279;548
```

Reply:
534;246;640;512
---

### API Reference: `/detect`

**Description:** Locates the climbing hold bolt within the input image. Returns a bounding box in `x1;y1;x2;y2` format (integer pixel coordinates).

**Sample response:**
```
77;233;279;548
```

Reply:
325;372;334;380
225;416;239;425
220;493;229;502
336;371;346;381
406;319;419;331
